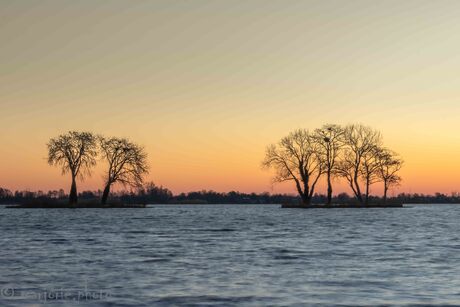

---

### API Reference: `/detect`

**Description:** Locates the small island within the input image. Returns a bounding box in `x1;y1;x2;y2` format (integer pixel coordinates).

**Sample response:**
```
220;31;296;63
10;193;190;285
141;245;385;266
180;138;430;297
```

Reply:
262;124;404;209
4;197;147;209
6;202;146;209
281;203;404;209
4;131;150;209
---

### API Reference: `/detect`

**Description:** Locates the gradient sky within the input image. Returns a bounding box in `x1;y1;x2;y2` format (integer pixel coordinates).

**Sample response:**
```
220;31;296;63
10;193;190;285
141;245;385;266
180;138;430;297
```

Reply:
2;0;460;195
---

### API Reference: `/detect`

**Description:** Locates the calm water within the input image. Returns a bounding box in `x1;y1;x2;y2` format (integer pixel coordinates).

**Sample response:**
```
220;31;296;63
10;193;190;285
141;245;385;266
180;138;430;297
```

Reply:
1;204;460;306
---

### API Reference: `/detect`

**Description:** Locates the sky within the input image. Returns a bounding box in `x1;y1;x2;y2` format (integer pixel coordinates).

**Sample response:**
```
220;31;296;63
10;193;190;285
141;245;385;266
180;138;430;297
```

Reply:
2;0;460;196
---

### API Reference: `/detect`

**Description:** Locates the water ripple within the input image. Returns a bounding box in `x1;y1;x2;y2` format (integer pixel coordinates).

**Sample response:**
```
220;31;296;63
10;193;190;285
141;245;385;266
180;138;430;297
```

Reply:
1;204;460;306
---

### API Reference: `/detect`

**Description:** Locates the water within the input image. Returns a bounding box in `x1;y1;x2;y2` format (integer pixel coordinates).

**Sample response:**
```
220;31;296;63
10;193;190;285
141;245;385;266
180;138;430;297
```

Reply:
1;204;460;306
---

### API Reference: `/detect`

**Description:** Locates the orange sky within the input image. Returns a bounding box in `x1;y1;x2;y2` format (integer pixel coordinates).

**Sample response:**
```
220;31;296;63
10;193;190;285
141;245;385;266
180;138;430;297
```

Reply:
2;1;460;195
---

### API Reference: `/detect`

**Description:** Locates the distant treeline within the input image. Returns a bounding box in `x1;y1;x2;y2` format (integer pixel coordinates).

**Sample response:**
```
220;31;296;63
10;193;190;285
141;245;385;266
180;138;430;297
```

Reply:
1;185;459;205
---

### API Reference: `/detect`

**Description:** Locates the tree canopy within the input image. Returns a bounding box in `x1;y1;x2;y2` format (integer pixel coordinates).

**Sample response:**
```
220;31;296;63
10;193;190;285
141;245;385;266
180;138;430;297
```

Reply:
47;131;98;204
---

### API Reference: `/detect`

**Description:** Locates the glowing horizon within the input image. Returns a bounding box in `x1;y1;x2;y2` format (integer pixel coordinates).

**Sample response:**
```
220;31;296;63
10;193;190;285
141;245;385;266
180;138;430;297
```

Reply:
2;1;460;196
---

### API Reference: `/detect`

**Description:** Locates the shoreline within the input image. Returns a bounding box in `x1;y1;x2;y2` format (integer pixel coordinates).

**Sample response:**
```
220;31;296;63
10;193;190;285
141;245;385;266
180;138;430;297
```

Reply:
5;203;147;209
281;203;404;209
4;203;405;209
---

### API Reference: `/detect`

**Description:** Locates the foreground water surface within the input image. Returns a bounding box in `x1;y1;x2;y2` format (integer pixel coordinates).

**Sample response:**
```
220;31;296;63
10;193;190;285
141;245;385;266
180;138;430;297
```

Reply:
1;204;460;306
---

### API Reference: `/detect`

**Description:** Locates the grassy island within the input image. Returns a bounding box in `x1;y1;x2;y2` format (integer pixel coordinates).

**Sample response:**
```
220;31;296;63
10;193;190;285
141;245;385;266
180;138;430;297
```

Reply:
6;199;146;209
281;203;404;209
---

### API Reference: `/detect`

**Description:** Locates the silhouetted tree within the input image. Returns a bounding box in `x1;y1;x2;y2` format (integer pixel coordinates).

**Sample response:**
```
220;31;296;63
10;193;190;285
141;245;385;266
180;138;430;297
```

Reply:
47;131;98;204
314;124;345;205
375;148;403;203
143;181;173;203
99;137;149;204
0;187;12;198
360;145;382;205
337;124;382;205
262;129;324;205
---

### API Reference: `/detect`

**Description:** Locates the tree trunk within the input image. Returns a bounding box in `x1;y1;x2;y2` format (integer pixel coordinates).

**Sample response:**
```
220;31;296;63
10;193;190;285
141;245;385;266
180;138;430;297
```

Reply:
365;178;370;206
353;169;363;204
383;182;388;204
326;170;332;205
69;176;78;204
101;183;111;205
299;192;310;206
354;180;363;204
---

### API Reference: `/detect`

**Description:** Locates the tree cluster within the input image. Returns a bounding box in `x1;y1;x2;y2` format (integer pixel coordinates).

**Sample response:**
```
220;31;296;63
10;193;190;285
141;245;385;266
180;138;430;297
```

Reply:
262;124;403;205
47;131;149;205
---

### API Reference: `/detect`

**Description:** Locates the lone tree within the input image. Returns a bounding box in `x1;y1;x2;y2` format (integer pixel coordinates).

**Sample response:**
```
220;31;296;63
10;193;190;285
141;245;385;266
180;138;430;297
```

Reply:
375;148;403;203
262;129;324;205
337;124;382;205
313;124;344;205
99;137;149;204
47;131;98;204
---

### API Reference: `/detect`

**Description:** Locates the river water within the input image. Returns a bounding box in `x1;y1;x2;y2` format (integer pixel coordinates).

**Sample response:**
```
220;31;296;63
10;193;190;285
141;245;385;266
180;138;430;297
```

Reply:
1;204;459;306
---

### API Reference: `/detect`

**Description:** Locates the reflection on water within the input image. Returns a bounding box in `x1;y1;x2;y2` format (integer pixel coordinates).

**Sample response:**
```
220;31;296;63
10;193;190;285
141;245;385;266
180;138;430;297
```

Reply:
1;204;460;306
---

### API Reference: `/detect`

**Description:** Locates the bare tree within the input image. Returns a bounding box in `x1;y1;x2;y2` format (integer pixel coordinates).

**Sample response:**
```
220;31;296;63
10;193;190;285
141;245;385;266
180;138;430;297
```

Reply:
360;146;382;205
47;131;98;204
375;148;403;203
262;129;324;205
313;124;344;205
337;124;382;205
99;137;149;204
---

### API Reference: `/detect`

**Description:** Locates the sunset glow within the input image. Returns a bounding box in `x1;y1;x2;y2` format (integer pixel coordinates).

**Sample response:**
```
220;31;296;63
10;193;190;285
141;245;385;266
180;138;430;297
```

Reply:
2;1;460;195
